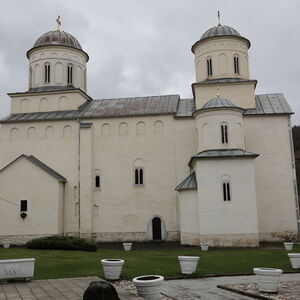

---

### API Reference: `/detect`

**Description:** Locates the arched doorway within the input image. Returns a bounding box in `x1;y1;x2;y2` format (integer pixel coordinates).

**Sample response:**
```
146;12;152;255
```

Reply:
152;217;162;240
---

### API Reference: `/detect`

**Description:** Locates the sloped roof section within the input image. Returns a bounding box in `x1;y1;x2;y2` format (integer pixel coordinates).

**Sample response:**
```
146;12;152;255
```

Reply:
202;97;237;109
245;93;293;115
175;98;195;117
175;172;197;191
0;154;66;182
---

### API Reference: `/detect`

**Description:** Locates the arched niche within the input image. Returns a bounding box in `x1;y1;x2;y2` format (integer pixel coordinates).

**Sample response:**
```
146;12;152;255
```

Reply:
10;128;19;140
58;96;68;110
101;123;110;137
27;127;36;140
39;98;48;112
55;62;63;84
77;66;82;87
34;64;41;85
154;120;164;134
20;99;30;113
202;123;210;148
63;125;73;138
147;216;166;241
45;126;54;139
218;53;228;75
119;122;128;136
136;121;145;135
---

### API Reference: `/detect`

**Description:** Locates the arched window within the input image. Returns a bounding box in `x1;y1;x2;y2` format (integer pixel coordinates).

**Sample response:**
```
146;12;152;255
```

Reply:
221;124;228;144
44;63;50;83
29;67;33;88
234;55;240;74
222;182;231;201
152;217;162;240
134;168;144;185
206;57;213;76
95;175;100;189
67;64;73;85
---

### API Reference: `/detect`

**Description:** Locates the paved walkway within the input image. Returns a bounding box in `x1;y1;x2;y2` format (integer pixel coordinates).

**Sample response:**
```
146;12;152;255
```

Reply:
161;273;300;300
0;277;141;300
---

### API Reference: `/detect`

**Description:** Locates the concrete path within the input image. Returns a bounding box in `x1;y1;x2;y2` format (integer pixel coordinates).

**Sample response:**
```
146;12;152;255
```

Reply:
0;276;141;300
161;273;300;300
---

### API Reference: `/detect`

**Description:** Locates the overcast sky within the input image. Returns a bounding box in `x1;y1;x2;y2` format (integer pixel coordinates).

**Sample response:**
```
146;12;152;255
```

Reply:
0;0;299;123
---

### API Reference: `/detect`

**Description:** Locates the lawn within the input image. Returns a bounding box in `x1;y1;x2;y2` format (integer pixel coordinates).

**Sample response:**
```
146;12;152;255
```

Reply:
0;245;299;280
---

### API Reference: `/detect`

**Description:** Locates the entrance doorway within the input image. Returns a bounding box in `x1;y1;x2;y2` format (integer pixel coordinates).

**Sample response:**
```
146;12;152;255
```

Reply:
152;217;162;240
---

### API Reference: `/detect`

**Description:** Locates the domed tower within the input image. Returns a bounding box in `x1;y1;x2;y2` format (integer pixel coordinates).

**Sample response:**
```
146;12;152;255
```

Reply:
8;18;91;114
27;20;89;92
192;13;257;109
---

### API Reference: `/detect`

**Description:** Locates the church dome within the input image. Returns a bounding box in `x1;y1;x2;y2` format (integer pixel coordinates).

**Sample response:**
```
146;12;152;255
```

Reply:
202;97;237;109
27;30;89;60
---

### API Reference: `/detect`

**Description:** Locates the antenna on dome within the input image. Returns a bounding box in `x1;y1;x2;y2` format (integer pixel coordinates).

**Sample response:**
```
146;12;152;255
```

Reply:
217;86;220;97
217;11;221;26
56;15;62;31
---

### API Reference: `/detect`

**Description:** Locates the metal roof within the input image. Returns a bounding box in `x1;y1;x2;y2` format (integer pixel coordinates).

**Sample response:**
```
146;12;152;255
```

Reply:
245;93;293;115
202;97;237;109
0;93;292;124
175;172;197;191
192;78;258;87
0;154;66;182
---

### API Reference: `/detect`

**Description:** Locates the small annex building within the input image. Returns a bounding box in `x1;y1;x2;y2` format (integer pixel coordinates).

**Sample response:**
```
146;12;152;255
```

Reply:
0;19;299;246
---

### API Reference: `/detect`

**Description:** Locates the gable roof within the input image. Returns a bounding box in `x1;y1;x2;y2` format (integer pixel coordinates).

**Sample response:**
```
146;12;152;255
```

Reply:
0;93;292;124
175;172;197;191
0;155;66;182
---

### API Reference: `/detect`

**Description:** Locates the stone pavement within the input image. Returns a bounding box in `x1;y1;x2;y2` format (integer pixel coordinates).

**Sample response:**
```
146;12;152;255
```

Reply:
161;273;300;300
0;276;141;300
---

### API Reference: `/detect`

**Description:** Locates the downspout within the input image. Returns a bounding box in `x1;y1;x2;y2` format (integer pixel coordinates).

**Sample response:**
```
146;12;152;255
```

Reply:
288;117;300;240
77;118;81;237
63;182;66;236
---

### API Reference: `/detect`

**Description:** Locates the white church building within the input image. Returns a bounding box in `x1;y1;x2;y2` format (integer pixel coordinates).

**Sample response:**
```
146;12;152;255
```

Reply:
0;19;299;246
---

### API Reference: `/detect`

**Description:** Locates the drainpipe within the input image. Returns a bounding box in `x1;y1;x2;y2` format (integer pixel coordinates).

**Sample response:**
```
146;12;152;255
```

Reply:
77;119;81;237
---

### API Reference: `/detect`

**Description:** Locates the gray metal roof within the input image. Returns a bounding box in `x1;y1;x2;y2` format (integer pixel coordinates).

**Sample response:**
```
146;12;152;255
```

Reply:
175;172;197;191
192;78;257;87
0;154;66;182
202;97;237;109
0;93;293;124
245;93;293;115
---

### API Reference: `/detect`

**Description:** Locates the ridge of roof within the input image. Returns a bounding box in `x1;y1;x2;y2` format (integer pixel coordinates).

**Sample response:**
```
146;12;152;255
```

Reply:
175;172;197;191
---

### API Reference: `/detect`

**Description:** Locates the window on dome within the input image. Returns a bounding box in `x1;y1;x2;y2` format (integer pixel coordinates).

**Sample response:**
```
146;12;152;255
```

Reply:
67;65;73;85
221;124;228;144
234;56;240;74
207;58;213;76
134;168;144;185
44;63;50;83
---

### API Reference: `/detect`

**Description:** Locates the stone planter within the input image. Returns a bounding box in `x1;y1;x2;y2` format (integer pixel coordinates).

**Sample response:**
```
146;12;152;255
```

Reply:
283;242;293;251
288;253;300;269
123;242;132;251
178;256;199;274
0;258;35;280
133;275;164;300
3;243;10;249
200;243;209;251
101;259;124;280
253;267;282;293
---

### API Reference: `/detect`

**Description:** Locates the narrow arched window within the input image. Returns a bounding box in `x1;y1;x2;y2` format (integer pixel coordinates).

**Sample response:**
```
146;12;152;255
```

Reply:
234;56;240;74
44;63;50;83
223;182;231;201
221;124;228;144
134;168;144;185
95;175;100;189
67;65;73;85
29;67;33;88
207;58;212;76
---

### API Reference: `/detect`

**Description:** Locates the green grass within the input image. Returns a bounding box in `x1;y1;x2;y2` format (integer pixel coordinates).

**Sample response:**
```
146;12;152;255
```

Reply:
0;245;299;280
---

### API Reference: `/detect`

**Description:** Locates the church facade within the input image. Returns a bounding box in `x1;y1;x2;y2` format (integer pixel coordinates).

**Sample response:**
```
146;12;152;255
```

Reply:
0;21;299;246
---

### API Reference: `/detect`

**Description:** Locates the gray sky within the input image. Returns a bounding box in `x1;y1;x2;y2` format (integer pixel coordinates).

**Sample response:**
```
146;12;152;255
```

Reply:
0;0;299;123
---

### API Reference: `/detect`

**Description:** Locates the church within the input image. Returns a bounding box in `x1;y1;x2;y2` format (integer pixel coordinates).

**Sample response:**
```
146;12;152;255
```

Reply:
0;17;298;247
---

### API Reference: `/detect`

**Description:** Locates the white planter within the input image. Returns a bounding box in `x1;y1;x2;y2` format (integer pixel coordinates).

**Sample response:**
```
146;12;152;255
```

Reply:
123;242;132;251
200;243;209;251
133;275;164;300
0;258;35;280
283;242;293;251
253;267;282;293
3;243;10;249
288;253;300;269
101;259;124;280
178;256;199;274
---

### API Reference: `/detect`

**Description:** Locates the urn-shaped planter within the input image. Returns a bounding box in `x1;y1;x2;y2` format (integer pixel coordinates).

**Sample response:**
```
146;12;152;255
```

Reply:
283;242;293;251
288;253;300;269
101;259;124;280
3;243;10;249
133;275;164;300
200;243;209;251
123;242;132;251
253;268;282;293
178;256;199;274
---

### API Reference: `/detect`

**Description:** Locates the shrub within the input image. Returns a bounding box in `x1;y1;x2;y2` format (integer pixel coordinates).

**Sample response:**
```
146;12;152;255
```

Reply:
25;235;97;252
